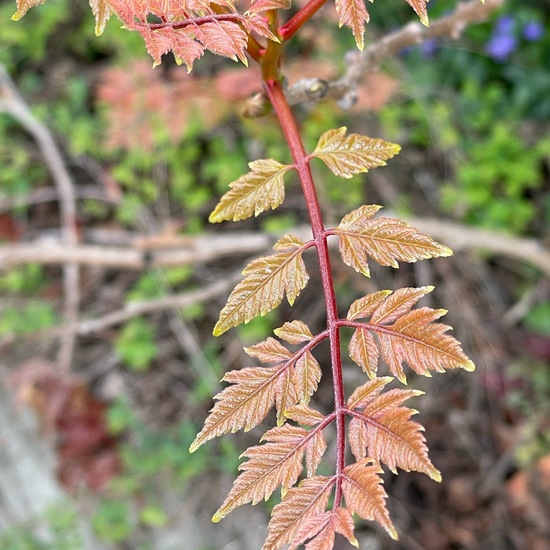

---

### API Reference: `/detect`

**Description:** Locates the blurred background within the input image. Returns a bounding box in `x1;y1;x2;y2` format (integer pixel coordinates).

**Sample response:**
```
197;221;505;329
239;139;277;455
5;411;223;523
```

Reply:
0;0;549;548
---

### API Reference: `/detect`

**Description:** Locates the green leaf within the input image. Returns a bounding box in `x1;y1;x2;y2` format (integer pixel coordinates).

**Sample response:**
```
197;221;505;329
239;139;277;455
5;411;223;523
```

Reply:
210;159;292;222
310;128;400;179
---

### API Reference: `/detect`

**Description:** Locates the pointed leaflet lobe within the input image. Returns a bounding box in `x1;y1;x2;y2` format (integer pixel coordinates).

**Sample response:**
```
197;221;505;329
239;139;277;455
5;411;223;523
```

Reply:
311;128;400;179
247;0;292;14
406;0;430;26
189;365;279;451
341;460;397;540
284;404;325;426
213;234;309;335
11;0;44;20
376;306;476;382
274;320;314;344
335;205;452;277
263;476;335;550
90;0;111;35
346;287;474;382
210;159;292;222
214;424;327;521
335;0;369;51
245;336;293;363
347;289;392;321
347;379;441;480
349;327;379;378
292;507;357;550
295;351;322;405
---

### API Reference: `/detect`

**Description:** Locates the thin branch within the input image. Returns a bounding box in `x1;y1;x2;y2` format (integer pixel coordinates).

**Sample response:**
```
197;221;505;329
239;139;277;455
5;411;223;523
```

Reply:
284;0;505;106
402;216;550;278
1;219;549;277
7;273;241;345
0;64;79;373
0;233;272;269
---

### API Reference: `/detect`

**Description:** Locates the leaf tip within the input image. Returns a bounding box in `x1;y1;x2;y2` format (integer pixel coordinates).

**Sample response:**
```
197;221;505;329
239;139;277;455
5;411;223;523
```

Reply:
11;12;22;21
212;322;225;337
388;524;399;540
463;360;476;372
431;468;442;483
212;510;224;523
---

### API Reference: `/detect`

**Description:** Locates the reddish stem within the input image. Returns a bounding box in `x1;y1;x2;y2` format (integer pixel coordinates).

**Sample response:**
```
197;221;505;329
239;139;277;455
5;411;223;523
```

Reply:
139;13;244;30
263;78;347;505
278;0;329;41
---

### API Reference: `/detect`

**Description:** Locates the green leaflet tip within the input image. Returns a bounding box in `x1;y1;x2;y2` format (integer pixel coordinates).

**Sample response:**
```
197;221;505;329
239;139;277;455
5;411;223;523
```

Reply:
212;511;224;523
388;525;399;540
188;440;200;453
431;468;443;483
11;12;22;21
464;360;476;372
213;322;225;336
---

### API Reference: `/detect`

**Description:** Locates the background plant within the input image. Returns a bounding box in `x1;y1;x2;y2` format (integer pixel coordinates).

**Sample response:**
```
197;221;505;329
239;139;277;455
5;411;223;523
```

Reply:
3;0;550;548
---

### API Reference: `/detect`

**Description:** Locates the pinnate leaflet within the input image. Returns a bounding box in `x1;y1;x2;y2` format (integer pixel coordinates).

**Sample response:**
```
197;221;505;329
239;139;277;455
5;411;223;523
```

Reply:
10;0;483;548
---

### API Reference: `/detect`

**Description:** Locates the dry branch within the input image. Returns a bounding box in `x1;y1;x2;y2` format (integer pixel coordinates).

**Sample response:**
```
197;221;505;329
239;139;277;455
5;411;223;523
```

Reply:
0;64;79;372
1;220;548;277
285;0;505;107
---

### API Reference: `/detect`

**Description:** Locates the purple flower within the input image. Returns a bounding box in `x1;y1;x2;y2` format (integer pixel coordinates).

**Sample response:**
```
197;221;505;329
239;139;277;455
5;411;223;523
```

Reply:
486;15;518;61
421;38;438;58
523;20;544;42
495;15;515;34
486;33;517;61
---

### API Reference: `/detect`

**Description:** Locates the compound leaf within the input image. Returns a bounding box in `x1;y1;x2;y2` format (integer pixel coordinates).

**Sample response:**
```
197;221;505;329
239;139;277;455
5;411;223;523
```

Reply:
213;235;309;335
210;159;292;222
348;383;441;480
341;460;397;540
335;205;452;277
335;0;369;51
106;0;248;70
190;365;280;451
311;128;400;179
347;287;474;382
263;476;335;550
213;424;320;521
375;306;476;382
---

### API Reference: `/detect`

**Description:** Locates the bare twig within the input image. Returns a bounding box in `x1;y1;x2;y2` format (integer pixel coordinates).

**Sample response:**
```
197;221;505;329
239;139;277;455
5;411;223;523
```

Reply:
11;273;240;343
1;220;549;277
403;216;550;278
0;233;273;269
0;64;79;373
285;0;505;106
